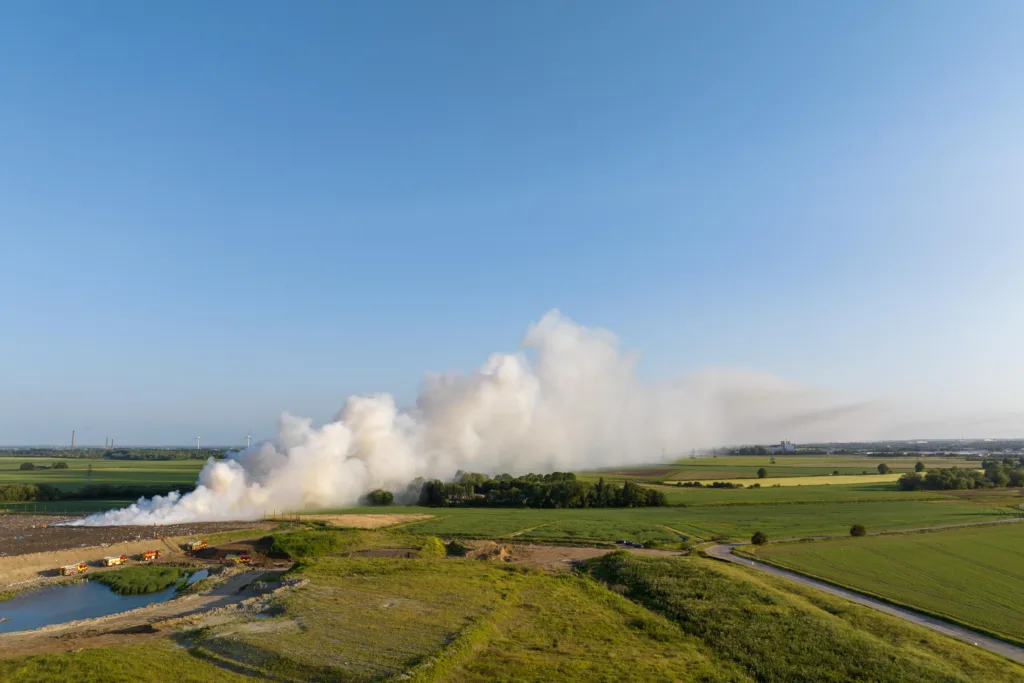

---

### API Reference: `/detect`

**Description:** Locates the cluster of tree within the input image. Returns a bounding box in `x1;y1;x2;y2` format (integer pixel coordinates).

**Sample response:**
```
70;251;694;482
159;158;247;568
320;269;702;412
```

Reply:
0;482;193;503
897;459;1024;491
364;489;394;505
0;448;225;461
17;462;69;470
731;446;770;455
675;480;744;489
416;472;667;508
0;483;61;502
103;448;225;461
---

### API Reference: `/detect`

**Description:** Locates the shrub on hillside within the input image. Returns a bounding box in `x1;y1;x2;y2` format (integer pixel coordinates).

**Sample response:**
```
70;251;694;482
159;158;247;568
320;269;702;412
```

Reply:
445;540;469;557
18;462;35;470
90;566;190;595
53;461;69;469
915;461;925;472
751;531;768;546
269;531;348;559
756;468;767;479
877;463;891;474
418;537;446;559
850;524;867;537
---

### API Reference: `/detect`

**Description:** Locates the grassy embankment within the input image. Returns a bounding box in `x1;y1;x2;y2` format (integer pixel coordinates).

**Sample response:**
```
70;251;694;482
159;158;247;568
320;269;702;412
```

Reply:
583;550;1023;683
0;642;254;683
753;522;1024;645
89;565;193;595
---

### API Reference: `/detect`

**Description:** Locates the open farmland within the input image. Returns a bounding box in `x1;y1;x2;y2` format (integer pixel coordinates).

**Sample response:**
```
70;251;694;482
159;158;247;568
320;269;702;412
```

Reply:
0;458;204;491
318;498;1015;543
645;481;947;505
673;473;905;487
755;523;1024;644
578;454;982;483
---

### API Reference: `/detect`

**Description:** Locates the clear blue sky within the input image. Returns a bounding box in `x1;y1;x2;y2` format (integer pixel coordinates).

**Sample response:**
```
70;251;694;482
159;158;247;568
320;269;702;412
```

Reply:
2;1;1022;445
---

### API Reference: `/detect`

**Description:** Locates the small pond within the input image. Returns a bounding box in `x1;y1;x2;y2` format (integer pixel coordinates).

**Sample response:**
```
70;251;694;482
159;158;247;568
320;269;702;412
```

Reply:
0;569;209;634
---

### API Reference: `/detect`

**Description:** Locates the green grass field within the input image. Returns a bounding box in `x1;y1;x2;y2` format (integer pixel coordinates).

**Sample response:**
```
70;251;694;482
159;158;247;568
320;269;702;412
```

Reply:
0;458;204;491
755;523;1024;643
319;498;1015;543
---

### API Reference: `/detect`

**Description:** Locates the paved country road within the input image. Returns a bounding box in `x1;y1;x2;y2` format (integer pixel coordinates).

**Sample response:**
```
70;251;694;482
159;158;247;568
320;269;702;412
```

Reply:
706;544;1024;666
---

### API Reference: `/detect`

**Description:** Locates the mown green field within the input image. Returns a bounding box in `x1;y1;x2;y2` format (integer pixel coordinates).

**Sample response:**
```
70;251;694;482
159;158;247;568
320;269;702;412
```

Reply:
647;481;946;505
755;523;1024;643
320;498;1014;543
0;458;204;490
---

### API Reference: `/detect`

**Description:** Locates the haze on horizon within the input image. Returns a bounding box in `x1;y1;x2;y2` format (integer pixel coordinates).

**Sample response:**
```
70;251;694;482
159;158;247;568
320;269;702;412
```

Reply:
2;2;1022;447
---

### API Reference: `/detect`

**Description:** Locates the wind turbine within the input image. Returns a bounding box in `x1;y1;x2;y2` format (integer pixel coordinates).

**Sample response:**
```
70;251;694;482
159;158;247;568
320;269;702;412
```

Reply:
195;436;201;450
246;431;252;449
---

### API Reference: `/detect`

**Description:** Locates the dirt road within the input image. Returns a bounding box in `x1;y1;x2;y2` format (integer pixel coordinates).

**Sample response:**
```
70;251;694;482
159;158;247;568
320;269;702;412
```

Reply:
706;544;1024;665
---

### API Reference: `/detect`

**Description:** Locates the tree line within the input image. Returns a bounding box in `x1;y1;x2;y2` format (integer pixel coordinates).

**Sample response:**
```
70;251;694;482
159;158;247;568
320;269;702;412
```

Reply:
0;448;225;461
416;471;667;508
898;458;1024;491
0;482;194;503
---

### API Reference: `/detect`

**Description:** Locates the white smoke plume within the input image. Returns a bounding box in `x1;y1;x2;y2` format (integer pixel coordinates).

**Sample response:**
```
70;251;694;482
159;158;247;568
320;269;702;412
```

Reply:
71;311;877;526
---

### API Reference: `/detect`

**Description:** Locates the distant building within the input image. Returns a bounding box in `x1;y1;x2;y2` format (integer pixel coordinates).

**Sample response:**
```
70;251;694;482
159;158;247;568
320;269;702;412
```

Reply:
769;440;796;455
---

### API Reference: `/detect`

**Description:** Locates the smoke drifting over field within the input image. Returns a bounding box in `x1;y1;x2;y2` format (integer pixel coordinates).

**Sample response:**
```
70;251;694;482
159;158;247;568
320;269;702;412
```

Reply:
73;311;875;526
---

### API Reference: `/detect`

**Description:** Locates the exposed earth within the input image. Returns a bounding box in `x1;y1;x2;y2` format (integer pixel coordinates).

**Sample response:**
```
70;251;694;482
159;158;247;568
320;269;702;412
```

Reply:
295;513;433;528
0;514;273;558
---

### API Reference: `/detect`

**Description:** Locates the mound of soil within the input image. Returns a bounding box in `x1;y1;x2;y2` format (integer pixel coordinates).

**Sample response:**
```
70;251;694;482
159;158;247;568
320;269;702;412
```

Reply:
468;541;521;562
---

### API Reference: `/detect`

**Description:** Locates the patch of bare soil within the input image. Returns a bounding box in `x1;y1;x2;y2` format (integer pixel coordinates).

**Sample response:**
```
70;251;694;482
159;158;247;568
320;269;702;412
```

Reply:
0;521;276;592
0;514;273;558
461;541;681;571
296;513;433;529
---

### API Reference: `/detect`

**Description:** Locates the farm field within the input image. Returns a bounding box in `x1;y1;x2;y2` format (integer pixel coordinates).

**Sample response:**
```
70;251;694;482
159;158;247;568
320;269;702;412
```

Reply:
0;458;204;490
676;473;904;487
755;523;1024;644
578;454;981;483
317;498;1015;543
646;481;946;506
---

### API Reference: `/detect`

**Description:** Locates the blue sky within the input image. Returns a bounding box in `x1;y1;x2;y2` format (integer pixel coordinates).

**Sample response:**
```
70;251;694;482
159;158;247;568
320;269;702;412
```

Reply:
2;1;1022;445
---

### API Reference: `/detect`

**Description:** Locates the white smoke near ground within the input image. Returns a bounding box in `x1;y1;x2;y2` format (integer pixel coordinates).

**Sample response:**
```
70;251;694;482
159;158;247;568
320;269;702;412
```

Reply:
71;311;880;526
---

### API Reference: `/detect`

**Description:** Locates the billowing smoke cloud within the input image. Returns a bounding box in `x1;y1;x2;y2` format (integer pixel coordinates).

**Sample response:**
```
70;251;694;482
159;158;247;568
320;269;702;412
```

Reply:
71;311;877;526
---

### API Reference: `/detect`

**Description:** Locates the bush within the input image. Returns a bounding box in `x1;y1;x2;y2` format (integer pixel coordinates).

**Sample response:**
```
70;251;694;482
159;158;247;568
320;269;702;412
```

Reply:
832;470;840;475
418;536;446;559
364;488;394;505
269;531;348;559
751;531;768;546
756;468;767;479
850;524;867;537
90;566;190;595
445;540;469;557
53;461;69;469
18;462;35;470
877;463;891;474
914;461;925;473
